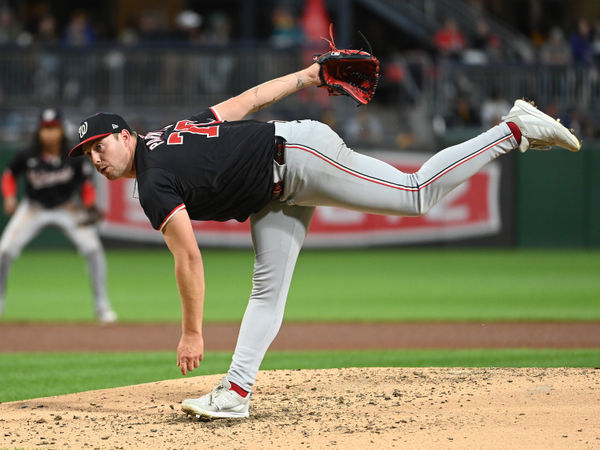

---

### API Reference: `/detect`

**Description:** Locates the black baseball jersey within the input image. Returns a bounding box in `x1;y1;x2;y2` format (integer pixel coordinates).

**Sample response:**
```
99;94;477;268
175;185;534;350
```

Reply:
6;147;93;208
136;108;276;230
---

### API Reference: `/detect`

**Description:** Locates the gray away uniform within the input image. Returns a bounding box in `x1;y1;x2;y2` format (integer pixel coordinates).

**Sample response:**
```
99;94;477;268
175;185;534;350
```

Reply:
135;108;517;392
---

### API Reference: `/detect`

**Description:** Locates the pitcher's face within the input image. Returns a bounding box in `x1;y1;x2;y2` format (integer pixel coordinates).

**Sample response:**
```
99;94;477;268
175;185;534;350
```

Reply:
83;133;131;180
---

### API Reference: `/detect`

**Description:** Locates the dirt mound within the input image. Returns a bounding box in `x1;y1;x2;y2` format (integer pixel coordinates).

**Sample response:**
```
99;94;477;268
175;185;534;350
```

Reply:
1;367;598;448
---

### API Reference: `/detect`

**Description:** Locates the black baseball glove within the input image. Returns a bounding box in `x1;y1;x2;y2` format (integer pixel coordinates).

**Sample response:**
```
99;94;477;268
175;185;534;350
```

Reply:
314;25;380;105
79;205;104;226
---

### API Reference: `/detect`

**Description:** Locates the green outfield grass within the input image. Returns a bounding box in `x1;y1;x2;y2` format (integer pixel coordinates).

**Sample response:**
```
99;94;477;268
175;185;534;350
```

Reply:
1;248;599;322
1;349;599;402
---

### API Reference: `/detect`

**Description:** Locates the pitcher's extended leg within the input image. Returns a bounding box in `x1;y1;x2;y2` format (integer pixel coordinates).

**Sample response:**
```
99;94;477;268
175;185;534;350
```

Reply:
228;202;315;392
278;121;517;216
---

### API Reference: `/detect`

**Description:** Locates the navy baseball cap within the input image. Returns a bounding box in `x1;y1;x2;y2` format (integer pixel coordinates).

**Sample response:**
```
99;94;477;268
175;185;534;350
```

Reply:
69;112;131;157
39;108;62;127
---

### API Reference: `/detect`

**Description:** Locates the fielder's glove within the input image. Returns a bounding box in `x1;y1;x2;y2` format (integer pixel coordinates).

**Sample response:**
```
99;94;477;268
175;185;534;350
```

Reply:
79;205;104;226
314;24;380;106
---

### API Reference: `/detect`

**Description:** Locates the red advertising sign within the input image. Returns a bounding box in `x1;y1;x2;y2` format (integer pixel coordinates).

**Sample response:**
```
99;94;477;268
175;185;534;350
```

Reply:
96;152;501;247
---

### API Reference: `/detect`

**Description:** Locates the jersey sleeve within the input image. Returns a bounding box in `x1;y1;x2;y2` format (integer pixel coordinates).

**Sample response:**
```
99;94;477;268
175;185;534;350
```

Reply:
137;168;186;231
188;107;222;124
6;149;29;176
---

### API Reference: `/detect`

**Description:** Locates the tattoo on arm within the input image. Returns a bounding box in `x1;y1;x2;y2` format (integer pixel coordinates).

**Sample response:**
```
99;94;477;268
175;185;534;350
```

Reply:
248;74;307;113
251;95;283;113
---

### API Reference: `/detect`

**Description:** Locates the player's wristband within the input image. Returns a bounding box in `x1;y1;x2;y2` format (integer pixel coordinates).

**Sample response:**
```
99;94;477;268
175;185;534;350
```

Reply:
81;181;96;207
1;171;17;198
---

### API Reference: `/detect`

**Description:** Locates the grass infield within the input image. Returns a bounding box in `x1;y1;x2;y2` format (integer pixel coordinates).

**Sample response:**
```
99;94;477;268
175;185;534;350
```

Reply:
1;349;599;402
1;248;599;322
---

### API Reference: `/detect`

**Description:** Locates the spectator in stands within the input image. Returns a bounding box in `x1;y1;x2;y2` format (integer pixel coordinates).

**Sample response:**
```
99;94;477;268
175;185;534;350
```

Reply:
480;90;511;128
0;6;17;44
447;93;480;128
570;18;593;65
175;9;203;44
192;12;234;95
137;9;169;42
62;10;97;102
0;5;30;46
470;19;503;63
33;12;61;100
434;17;466;61
344;108;384;145
63;10;96;47
118;18;140;45
270;6;304;48
36;12;59;44
540;27;572;65
201;11;232;46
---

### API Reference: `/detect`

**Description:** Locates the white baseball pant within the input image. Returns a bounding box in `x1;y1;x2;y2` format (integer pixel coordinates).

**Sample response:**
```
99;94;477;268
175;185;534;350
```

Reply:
0;199;112;315
228;120;517;391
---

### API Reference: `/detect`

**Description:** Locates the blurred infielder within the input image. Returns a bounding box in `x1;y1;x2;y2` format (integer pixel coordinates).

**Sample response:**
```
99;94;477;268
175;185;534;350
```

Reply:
0;108;116;323
69;49;580;418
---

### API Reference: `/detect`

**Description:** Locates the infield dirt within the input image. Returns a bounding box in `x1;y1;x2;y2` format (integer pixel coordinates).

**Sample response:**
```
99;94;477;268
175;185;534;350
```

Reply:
1;367;599;448
2;321;600;351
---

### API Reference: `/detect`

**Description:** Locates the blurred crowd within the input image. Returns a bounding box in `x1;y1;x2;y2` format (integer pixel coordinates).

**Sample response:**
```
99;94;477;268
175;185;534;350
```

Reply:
0;2;597;63
428;15;600;141
1;2;599;66
0;4;311;49
0;6;229;47
1;1;600;147
432;16;600;67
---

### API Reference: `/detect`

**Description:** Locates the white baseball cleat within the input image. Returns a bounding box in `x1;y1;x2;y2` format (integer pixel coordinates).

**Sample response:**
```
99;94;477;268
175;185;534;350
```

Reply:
503;99;582;153
182;377;250;420
97;308;118;324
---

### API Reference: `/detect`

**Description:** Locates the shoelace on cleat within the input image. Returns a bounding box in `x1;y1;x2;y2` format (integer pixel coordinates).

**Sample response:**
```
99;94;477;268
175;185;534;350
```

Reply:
209;382;228;403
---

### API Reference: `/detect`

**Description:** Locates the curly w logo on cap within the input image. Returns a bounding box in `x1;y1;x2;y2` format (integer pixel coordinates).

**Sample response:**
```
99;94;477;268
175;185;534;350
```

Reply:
69;113;131;157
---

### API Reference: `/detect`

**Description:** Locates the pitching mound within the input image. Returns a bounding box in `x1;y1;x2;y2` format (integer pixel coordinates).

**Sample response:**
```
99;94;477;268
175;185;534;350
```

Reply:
1;367;598;448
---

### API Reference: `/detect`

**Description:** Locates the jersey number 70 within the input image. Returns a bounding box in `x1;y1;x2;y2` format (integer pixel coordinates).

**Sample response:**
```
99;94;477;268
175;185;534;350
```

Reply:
167;120;220;145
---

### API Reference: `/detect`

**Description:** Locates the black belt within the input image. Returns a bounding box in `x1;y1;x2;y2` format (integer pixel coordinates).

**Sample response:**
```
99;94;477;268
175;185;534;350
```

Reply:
272;136;286;199
274;135;286;165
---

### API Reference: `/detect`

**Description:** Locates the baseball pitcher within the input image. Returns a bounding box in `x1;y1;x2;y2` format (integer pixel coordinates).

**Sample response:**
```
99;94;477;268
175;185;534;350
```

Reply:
68;46;580;419
0;108;116;323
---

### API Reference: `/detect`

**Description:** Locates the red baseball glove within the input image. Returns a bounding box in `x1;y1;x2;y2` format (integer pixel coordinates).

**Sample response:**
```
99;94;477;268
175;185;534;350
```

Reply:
314;25;380;105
